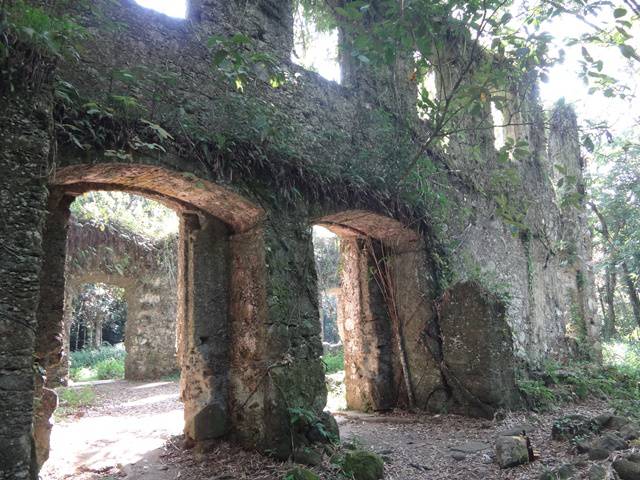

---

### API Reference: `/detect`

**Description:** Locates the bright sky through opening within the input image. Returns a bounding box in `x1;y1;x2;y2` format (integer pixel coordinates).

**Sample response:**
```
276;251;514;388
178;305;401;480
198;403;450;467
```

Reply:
137;0;637;135
135;0;186;18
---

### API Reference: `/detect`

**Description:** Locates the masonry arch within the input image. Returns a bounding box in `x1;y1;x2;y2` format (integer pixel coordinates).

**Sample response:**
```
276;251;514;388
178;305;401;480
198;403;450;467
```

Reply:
313;210;441;412
33;162;267;470
61;212;179;382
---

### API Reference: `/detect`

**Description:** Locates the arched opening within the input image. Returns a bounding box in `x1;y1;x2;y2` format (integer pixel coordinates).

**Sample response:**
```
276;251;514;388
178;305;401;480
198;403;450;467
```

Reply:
312;210;441;414
33;163;266;476
41;191;181;478
292;3;341;83
67;283;128;381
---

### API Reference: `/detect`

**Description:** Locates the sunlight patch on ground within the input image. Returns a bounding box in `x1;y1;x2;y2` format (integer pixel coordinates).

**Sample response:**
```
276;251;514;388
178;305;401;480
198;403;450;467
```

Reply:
121;392;179;407
132;381;174;390
41;409;183;479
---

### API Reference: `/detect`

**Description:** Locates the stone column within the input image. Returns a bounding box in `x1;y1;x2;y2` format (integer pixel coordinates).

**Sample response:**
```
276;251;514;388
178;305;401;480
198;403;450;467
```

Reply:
48;286;75;387
179;212;231;442
337;237;395;411
124;275;178;380
0;91;53;480
549;104;600;359
33;193;73;471
257;218;327;458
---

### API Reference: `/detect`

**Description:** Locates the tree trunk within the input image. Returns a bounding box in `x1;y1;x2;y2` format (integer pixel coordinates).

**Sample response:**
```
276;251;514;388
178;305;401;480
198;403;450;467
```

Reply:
621;261;640;330
603;266;617;339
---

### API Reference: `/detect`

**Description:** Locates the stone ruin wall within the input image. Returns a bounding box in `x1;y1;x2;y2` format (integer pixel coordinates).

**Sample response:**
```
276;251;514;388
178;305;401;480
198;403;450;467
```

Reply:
49;218;178;385
0;1;599;478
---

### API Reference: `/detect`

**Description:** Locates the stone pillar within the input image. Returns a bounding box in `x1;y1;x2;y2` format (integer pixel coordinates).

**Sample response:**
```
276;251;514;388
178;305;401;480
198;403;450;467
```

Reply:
124;275;178;380
179;213;231;442
337;237;395;411
227;217;327;459
48;287;75;387
0;92;52;480
388;247;444;410
259;218;327;457
439;281;521;416
33;193;73;471
549;104;600;359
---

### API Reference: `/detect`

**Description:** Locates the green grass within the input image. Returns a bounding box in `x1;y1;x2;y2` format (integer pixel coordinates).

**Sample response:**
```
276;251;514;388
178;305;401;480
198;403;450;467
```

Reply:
55;386;96;419
70;344;125;381
322;350;344;374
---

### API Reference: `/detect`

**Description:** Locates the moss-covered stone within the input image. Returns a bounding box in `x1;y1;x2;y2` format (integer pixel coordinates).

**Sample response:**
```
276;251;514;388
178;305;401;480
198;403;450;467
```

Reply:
341;450;384;480
285;467;320;480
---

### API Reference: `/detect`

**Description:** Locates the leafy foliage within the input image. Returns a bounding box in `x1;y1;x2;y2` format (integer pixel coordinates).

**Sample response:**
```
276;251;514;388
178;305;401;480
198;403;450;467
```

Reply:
589;131;640;335
71;192;178;240
69;284;127;351
70;344;126;382
518;348;640;418
0;0;85;92
322;350;345;374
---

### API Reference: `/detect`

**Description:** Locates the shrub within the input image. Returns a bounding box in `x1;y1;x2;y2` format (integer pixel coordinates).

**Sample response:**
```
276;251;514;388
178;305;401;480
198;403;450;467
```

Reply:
519;342;640;417
323;350;344;374
518;379;557;411
95;357;125;380
69;344;126;381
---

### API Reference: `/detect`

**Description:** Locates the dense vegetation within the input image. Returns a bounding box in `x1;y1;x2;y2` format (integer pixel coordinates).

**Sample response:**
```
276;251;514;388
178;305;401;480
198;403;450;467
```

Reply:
70;344;125;382
589;132;640;338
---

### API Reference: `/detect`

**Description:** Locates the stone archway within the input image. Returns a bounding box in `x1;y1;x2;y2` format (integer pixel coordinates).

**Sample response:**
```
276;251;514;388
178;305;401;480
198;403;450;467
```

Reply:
314;210;441;412
50;217;180;384
33;163;267;471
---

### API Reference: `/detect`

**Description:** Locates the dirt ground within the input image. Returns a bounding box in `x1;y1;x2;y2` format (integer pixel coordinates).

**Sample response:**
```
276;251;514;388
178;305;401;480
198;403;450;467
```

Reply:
40;379;612;480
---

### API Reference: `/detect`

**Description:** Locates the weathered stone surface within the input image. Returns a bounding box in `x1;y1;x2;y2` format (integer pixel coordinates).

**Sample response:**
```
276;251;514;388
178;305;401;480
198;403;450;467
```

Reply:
589;432;628;453
588;464;607;480
32;387;58;469
293;448;323;467
341;450;384;480
614;459;640;480
286;467;320;480
0;1;601;478
552;464;576;480
439;281;521;415
588;448;610;461
495;436;529;469
620;423;640;441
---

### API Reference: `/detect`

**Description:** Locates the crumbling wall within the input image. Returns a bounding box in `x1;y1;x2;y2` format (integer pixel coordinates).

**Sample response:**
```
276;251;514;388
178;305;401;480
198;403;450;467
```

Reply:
0;59;54;479
0;1;599;478
62;218;178;381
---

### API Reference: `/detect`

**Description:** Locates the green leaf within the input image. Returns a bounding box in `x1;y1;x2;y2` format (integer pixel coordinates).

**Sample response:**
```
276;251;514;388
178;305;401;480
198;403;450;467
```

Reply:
582;135;595;153
613;8;627;18
619;44;638;60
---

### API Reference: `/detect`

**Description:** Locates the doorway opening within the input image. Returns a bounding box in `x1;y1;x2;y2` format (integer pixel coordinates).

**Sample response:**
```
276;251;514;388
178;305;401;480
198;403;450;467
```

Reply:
312;225;345;411
40;190;182;479
34;163;266;478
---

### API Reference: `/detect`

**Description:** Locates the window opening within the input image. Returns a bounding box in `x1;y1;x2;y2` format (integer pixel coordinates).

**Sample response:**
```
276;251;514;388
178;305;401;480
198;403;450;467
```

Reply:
293;5;341;83
135;0;187;18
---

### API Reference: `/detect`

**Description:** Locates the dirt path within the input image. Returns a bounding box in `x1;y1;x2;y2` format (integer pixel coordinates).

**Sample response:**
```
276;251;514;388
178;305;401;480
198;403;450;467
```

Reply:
337;400;610;480
40;380;611;479
41;380;183;480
